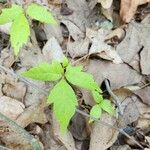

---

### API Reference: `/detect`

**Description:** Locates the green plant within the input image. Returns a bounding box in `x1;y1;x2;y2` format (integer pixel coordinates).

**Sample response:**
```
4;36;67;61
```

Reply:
0;3;57;55
90;90;114;122
21;58;114;132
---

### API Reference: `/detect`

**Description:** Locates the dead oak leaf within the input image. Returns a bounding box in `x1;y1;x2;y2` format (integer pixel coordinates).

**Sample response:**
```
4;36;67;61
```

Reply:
120;0;150;23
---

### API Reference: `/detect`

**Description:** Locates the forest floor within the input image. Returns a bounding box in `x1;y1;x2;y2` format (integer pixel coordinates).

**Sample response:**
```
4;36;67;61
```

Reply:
0;0;150;150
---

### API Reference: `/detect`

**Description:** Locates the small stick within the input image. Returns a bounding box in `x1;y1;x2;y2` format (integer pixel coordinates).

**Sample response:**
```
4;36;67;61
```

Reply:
0;65;143;149
104;79;123;116
0;112;41;150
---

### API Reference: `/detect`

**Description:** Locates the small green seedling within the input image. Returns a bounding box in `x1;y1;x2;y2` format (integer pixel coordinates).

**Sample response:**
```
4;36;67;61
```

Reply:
22;57;114;132
90;90;115;122
0;3;57;55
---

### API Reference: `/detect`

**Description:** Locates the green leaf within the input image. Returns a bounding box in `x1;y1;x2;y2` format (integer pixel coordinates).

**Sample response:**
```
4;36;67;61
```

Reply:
65;65;100;91
26;3;57;24
0;4;23;25
48;79;78;132
21;62;63;81
10;13;30;55
99;100;114;115
90;104;102;122
62;56;69;67
92;90;103;103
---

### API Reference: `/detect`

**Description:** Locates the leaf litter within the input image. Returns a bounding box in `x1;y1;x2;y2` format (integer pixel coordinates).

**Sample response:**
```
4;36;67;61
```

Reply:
0;0;150;149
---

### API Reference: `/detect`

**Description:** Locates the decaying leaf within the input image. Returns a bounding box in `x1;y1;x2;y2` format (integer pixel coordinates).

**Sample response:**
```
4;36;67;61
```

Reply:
61;20;84;41
16;98;47;128
89;113;118;150
2;80;26;101
88;28;122;64
52;112;76;150
134;86;150;105
42;37;64;63
63;0;90;31
0;96;25;121
120;0;150;23
43;24;63;44
116;23;142;63
68;38;89;58
81;60;142;105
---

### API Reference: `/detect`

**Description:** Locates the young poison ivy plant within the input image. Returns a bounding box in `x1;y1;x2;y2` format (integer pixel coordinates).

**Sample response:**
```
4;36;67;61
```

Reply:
21;58;114;132
0;3;57;55
90;90;115;122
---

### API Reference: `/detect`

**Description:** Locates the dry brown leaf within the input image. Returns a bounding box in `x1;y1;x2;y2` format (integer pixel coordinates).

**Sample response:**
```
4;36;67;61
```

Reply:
134;86;150;105
52;112;76;150
16;98;48;128
61;20;84;41
120;0;150;23
0;48;15;68
0;96;25;121
136;113;150;130
116;23;142;63
89;113;118;150
42;37;64;63
2;81;26;101
69;112;88;140
63;0;90;31
43;24;63;44
89;29;122;64
81;60;142;105
68;38;89;58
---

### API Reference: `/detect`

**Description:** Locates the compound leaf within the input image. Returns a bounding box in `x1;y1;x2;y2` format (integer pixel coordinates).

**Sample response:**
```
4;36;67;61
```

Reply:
26;3;57;24
0;4;23;25
99;100;114;115
65;65;100;92
10;13;30;55
92;90;103;103
22;62;63;81
48;79;78;132
90;104;102;122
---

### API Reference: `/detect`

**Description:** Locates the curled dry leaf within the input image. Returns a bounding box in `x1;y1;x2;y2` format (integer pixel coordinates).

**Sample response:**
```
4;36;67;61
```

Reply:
89;113;118;150
120;0;150;23
88;29;123;64
61;20;84;41
105;28;126;45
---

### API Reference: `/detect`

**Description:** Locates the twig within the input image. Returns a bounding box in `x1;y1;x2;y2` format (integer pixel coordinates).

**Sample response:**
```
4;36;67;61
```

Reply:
104;79;123;116
76;109;143;149
0;112;41;150
0;65;143;149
